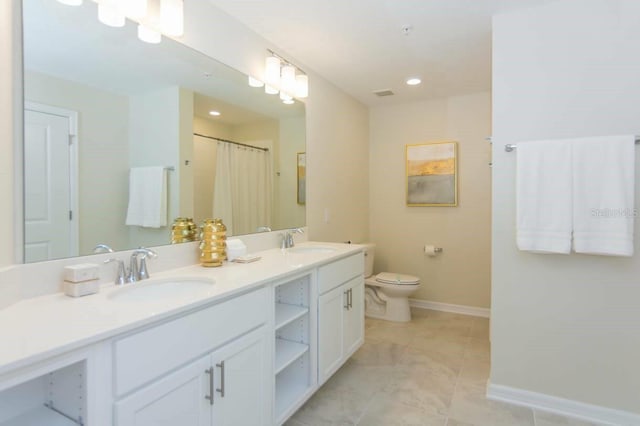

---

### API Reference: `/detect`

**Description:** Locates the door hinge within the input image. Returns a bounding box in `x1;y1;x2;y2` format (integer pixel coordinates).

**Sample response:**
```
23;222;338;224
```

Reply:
68;135;73;146
69;210;73;221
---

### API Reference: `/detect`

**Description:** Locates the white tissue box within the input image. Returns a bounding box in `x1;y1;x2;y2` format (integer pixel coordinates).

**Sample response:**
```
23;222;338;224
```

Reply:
64;263;99;283
226;239;247;261
64;280;100;297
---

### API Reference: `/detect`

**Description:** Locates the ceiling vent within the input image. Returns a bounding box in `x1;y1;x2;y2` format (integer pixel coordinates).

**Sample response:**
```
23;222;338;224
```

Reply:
373;89;394;97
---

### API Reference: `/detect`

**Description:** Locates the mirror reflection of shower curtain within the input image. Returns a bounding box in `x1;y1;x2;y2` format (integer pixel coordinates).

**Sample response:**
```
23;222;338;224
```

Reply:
213;142;272;236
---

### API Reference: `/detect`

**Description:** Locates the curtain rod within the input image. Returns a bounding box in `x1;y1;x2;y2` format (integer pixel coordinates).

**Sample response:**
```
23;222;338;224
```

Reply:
504;136;640;152
193;133;269;152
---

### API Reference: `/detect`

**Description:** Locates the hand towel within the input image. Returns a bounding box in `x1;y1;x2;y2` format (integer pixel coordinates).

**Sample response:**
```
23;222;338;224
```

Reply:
572;135;635;256
125;167;168;228
516;139;573;253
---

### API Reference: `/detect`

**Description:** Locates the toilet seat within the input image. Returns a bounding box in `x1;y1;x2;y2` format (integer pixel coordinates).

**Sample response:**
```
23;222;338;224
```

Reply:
375;272;419;285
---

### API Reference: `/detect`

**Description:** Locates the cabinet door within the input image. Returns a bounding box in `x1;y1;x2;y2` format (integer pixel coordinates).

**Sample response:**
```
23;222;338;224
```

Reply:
343;278;364;357
318;284;346;384
211;327;269;426
115;355;211;426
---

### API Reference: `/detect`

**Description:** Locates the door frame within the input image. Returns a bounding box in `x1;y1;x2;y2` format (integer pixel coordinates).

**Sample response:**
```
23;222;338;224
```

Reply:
24;101;79;259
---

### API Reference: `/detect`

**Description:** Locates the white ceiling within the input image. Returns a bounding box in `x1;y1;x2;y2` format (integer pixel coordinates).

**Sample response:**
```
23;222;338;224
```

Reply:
208;0;557;106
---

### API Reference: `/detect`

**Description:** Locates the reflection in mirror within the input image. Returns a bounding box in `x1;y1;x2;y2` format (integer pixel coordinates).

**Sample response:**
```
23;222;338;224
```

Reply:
22;0;306;263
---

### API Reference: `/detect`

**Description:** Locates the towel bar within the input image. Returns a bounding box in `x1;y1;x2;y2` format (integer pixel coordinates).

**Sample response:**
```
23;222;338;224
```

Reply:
504;136;640;152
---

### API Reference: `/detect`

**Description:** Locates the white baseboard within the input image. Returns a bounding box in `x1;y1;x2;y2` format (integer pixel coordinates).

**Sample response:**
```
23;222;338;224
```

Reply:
409;298;490;318
487;383;640;426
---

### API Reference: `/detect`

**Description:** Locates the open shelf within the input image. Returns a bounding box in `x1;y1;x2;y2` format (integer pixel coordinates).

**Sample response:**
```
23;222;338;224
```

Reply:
275;303;309;331
1;406;79;426
275;379;309;422
275;338;309;375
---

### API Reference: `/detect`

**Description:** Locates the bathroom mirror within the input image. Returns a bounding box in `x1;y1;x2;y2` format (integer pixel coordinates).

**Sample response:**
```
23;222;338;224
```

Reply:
21;0;306;262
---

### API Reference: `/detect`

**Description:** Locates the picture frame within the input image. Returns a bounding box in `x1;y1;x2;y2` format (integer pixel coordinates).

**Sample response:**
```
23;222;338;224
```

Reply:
297;152;306;205
406;141;458;206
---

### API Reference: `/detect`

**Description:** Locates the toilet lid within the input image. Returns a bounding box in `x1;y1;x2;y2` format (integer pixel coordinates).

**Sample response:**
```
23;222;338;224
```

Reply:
375;272;420;285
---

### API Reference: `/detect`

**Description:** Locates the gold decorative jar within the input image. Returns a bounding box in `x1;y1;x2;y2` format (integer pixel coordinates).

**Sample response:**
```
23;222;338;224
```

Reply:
171;217;197;244
199;218;227;267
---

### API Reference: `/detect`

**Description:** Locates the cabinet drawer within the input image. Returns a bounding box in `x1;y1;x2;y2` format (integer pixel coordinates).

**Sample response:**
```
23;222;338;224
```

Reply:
318;252;364;294
114;287;267;396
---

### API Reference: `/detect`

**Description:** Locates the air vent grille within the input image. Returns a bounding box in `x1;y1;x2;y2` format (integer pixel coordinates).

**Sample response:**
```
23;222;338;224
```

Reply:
373;89;394;97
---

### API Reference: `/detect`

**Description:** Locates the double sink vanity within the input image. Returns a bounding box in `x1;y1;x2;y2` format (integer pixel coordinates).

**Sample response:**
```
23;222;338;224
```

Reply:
0;242;365;426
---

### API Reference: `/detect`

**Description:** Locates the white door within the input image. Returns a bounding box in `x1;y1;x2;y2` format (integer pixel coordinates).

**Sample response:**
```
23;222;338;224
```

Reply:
24;109;72;262
318;284;346;385
343;278;365;357
211;327;268;426
115;355;212;426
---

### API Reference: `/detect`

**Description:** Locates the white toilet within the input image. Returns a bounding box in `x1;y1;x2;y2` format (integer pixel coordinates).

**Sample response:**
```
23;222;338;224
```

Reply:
363;244;421;322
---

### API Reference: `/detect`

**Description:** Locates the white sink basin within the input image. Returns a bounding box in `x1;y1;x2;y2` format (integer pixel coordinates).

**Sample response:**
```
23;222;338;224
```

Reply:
108;277;215;302
287;246;337;254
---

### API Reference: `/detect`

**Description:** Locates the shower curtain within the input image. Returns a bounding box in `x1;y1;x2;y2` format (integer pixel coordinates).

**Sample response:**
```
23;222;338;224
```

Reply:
213;141;272;236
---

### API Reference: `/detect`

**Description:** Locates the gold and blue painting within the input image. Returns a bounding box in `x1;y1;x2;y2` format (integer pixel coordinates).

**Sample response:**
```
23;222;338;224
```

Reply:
297;152;306;205
406;141;458;206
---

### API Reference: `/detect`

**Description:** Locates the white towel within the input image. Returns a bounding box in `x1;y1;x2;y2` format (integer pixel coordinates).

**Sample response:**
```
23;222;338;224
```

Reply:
125;167;168;228
572;135;635;256
516;139;573;254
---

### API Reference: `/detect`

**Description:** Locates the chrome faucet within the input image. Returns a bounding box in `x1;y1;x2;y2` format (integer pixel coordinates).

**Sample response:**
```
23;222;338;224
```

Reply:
281;228;304;249
127;248;158;283
93;243;114;254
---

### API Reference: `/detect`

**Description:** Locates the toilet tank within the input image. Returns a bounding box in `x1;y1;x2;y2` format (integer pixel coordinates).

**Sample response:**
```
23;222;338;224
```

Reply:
362;243;375;278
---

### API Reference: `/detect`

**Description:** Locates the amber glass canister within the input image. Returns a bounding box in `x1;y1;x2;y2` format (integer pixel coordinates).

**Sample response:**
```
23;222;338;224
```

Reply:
199;218;227;267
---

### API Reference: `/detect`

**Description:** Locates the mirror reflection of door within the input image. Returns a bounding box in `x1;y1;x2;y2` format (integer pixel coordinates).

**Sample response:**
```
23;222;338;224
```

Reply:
24;104;78;262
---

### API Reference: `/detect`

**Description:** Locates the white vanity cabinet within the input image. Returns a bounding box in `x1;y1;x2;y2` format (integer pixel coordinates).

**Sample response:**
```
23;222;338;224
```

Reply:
317;252;364;385
115;326;268;426
113;287;270;426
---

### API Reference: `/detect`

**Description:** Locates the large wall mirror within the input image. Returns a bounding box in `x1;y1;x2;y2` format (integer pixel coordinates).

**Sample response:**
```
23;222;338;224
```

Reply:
21;0;306;263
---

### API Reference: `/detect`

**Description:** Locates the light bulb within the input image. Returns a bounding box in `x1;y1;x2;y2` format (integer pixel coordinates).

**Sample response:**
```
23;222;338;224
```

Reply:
98;0;125;27
280;65;297;97
121;0;147;19
295;74;309;98
138;24;162;43
265;85;279;95
160;0;184;37
248;76;265;88
264;56;281;87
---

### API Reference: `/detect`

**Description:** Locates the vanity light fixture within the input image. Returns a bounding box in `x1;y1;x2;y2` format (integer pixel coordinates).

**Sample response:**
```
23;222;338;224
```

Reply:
406;77;422;86
137;24;161;44
248;76;265;88
254;51;309;99
160;0;184;37
98;0;125;27
57;0;184;44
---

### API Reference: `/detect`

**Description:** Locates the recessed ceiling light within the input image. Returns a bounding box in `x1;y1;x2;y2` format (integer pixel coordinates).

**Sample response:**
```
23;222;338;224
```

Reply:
209;110;221;116
406;78;421;86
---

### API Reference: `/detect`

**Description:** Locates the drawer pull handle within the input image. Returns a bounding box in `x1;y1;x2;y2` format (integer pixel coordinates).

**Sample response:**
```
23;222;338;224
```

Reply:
344;290;349;310
348;288;353;309
205;367;214;405
216;361;225;397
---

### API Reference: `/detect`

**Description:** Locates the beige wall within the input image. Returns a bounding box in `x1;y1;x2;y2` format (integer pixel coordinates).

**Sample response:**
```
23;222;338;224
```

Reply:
370;92;491;307
492;0;640;414
183;2;370;243
276;116;306;231
24;71;130;255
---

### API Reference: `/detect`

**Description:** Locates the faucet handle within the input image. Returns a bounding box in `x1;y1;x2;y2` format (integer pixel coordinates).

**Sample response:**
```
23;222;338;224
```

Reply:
104;258;126;285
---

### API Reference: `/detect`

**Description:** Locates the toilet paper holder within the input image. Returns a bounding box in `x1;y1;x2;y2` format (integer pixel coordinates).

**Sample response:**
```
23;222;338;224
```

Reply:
424;245;443;256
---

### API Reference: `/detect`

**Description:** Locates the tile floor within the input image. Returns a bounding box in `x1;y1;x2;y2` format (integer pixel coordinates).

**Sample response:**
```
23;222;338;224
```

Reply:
286;308;604;426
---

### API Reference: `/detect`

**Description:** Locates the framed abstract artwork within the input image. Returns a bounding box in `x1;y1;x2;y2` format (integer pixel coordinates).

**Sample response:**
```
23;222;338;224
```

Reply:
406;141;458;206
297;152;306;205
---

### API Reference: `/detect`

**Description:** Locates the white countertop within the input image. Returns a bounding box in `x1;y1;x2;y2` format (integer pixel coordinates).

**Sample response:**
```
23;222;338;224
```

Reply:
0;242;363;376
